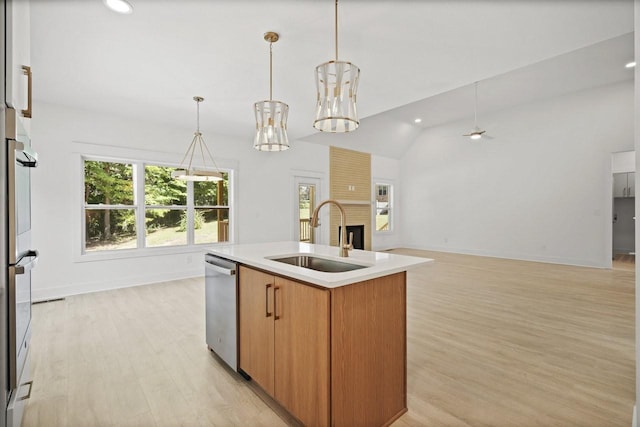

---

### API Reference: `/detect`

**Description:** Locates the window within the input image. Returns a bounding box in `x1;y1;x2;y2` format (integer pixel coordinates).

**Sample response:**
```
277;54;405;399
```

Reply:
84;160;137;252
194;179;230;244
374;183;392;232
83;157;231;253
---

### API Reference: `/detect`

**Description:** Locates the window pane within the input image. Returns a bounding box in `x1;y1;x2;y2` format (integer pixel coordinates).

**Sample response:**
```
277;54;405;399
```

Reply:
376;208;390;231
195;208;229;244
145;209;187;247
85;209;137;251
194;174;229;206
375;184;391;232
84;160;134;205
145;165;187;206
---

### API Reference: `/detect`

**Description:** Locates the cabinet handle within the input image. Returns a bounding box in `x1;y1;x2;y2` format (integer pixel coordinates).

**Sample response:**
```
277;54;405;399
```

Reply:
274;286;280;320
265;284;272;317
21;66;32;119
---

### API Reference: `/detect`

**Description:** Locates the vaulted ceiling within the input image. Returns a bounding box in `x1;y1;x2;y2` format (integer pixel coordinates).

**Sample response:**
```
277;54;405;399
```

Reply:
31;1;634;157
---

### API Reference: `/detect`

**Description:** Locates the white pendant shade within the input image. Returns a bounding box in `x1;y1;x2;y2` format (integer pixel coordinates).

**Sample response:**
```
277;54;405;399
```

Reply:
103;0;133;14
254;32;290;151
254;100;290;151
314;60;360;132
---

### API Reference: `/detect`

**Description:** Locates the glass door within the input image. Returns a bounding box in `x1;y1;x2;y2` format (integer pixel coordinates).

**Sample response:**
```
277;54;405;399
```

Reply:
298;184;316;243
293;176;321;243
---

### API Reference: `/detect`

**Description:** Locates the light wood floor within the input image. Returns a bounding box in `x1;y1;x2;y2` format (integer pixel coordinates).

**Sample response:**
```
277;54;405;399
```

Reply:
23;250;635;426
613;253;635;272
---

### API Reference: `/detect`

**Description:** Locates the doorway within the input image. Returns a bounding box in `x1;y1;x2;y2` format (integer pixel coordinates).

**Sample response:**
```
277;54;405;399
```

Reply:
612;151;635;270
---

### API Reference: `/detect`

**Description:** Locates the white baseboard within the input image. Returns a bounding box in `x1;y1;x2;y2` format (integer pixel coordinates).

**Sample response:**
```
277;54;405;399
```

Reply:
32;268;203;302
633;404;637;427
400;244;610;269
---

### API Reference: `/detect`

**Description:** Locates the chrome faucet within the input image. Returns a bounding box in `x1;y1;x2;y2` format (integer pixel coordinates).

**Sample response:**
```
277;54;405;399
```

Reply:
310;199;353;257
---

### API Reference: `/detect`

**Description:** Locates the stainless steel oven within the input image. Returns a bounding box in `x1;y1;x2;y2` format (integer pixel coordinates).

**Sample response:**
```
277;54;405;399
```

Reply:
6;108;37;414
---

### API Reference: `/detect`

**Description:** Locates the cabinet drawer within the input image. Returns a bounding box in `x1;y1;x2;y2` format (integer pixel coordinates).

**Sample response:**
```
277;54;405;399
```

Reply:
7;348;32;427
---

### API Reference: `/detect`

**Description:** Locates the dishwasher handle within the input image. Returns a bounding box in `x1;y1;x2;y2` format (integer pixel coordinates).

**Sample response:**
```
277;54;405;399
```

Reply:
205;256;236;276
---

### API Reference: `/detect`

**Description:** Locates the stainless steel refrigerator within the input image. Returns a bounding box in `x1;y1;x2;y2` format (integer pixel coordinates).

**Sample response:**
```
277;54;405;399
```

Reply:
4;1;38;425
1;1;9;425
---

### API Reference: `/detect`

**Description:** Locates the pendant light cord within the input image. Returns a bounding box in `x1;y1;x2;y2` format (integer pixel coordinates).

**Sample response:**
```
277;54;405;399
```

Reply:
196;98;201;133
474;82;478;128
335;0;339;61
269;41;273;101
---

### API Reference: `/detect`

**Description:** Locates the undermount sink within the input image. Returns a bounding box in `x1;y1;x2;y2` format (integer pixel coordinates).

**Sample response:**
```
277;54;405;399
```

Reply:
268;254;370;273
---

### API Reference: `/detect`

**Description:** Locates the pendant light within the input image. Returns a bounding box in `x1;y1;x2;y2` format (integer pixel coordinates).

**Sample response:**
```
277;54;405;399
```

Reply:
462;82;487;140
254;32;290;151
314;0;360;133
172;96;223;181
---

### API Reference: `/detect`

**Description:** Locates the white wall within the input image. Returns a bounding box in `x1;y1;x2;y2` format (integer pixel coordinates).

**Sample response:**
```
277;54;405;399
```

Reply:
30;102;330;300
399;80;634;268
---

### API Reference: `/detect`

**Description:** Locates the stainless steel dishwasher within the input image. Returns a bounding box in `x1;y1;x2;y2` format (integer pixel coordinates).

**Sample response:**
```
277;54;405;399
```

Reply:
205;254;238;371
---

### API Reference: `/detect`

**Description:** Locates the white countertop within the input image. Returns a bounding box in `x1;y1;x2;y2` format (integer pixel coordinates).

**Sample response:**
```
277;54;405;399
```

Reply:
205;241;433;288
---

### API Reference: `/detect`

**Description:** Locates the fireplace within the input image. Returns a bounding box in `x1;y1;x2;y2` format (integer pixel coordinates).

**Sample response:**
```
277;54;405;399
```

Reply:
338;225;365;250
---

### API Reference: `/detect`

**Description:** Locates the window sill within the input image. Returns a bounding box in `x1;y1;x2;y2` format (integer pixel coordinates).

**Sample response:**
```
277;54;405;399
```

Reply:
74;242;231;263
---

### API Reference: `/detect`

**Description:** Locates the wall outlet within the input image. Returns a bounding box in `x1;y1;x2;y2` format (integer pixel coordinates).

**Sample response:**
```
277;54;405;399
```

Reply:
187;255;192;264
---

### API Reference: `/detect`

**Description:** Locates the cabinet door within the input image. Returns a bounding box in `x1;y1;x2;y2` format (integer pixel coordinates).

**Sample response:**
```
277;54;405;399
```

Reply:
613;173;627;198
6;0;31;118
627;172;635;197
274;277;330;427
238;266;275;395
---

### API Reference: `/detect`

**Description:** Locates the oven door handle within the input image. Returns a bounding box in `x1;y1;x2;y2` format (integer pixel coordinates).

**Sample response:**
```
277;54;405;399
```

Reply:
10;139;38;168
15;250;39;275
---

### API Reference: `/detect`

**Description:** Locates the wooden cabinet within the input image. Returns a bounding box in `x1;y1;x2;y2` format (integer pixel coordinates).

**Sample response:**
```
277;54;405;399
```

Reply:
239;266;330;426
614;172;635;198
239;265;407;427
331;275;407;427
238;267;275;394
6;0;32;130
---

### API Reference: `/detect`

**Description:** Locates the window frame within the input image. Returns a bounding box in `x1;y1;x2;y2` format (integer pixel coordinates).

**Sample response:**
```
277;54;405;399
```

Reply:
373;181;393;233
77;148;236;262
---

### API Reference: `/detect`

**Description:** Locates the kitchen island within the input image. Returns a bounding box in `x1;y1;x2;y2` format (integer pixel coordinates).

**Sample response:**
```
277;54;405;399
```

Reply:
206;241;432;427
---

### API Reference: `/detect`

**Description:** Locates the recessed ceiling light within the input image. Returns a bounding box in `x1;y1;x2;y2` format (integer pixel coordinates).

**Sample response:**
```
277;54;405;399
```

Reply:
104;0;133;14
414;118;422;123
625;61;636;69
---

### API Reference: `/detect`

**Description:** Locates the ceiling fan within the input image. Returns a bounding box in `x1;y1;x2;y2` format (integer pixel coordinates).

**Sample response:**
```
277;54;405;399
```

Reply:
463;81;491;140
